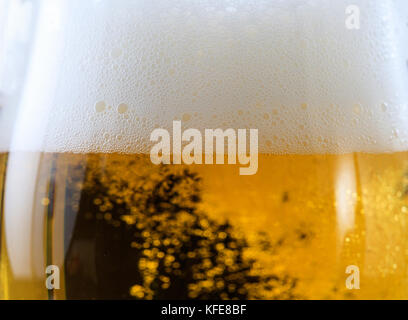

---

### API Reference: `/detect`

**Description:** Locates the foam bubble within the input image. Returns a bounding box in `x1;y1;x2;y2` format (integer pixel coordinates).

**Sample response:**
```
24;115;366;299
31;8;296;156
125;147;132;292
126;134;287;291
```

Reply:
3;0;408;154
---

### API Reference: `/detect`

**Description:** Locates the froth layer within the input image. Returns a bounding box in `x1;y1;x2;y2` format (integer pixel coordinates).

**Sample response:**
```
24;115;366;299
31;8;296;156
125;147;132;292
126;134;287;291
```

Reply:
4;0;408;154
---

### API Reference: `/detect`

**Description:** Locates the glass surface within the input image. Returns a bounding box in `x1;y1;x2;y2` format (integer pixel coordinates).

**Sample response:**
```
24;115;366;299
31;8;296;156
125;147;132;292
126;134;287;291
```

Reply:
1;0;408;299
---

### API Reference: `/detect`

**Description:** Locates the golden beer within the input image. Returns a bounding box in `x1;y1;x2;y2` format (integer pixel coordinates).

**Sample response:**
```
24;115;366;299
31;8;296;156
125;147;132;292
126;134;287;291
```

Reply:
2;151;408;299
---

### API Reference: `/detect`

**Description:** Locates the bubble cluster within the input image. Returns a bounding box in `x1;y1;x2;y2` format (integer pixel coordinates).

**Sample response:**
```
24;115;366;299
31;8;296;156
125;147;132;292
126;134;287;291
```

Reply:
4;0;408;154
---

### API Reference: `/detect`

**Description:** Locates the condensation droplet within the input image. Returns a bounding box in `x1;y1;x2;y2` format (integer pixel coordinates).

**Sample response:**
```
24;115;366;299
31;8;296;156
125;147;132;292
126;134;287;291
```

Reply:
111;48;122;58
95;101;106;113
182;113;191;121
41;198;50;206
117;103;128;114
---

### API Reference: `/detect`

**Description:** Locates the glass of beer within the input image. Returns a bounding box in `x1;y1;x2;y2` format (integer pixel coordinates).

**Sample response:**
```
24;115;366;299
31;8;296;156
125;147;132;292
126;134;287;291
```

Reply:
1;0;408;299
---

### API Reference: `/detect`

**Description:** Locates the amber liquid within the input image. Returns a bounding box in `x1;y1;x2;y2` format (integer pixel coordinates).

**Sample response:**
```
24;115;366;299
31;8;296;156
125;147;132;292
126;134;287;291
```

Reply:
1;151;408;299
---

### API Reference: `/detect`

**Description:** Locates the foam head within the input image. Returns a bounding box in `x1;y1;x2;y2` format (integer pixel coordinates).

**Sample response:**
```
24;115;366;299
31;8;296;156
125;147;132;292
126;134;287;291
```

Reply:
3;0;408;154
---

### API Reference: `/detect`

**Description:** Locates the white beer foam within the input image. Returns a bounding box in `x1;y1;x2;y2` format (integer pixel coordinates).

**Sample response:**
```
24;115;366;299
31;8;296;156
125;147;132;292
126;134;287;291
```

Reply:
4;0;408;154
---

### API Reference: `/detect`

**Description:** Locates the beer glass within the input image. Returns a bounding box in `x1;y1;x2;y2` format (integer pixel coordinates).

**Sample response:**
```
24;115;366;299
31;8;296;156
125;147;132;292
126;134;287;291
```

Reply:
1;0;408;299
